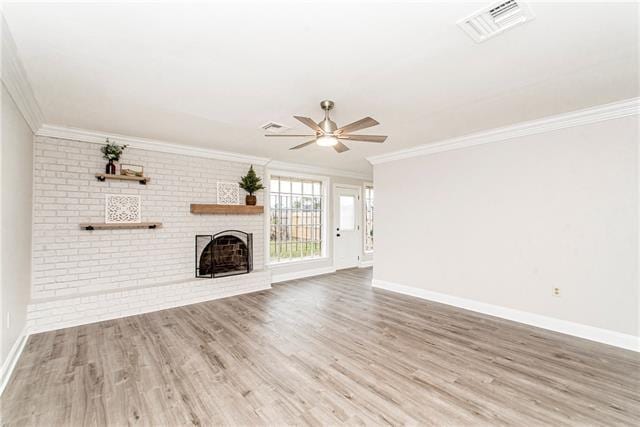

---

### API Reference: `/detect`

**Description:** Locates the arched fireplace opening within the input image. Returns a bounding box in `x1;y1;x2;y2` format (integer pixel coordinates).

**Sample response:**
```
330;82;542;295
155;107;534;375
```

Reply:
196;231;253;278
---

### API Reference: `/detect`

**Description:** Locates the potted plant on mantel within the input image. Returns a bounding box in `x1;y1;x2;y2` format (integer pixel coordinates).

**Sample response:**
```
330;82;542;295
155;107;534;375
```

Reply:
239;165;264;206
100;139;128;175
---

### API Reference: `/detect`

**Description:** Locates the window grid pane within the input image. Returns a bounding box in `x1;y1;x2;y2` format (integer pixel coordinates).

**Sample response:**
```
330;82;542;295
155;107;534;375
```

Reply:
270;176;323;262
365;186;374;252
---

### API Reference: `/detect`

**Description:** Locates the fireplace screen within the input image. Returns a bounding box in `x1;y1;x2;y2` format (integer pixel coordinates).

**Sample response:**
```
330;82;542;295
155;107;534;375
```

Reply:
196;230;253;278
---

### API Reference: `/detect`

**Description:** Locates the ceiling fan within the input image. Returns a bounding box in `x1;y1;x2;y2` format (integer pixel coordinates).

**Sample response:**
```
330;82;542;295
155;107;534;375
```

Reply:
265;100;387;153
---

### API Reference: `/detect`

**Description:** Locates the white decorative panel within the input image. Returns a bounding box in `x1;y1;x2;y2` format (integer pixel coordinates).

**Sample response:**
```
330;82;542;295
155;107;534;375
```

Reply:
217;181;240;205
105;194;141;223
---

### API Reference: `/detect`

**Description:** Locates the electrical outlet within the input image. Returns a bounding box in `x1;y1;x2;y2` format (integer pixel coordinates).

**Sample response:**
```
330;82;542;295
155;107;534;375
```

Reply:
552;287;561;297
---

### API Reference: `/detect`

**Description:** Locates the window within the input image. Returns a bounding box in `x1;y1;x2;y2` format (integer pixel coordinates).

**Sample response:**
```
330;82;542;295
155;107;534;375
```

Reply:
270;175;324;263
364;186;374;252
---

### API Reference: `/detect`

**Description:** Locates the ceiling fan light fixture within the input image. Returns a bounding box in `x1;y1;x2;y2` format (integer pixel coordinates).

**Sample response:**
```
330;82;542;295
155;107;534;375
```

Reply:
316;135;338;147
265;100;387;154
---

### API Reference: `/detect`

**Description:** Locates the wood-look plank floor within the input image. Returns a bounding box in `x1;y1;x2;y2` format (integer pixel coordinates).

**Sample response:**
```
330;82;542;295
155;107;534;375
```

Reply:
2;268;639;426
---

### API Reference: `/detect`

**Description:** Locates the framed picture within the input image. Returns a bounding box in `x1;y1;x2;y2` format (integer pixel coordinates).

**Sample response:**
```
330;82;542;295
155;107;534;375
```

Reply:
105;194;141;223
217;182;240;205
120;163;144;177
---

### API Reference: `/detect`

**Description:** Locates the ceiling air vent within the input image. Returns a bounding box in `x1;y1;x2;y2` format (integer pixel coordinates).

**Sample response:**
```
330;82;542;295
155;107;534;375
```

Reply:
261;121;289;133
458;0;535;43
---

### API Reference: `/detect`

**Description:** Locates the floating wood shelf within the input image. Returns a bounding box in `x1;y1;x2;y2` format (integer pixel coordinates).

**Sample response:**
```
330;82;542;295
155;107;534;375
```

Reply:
80;222;162;231
95;173;150;185
190;204;264;215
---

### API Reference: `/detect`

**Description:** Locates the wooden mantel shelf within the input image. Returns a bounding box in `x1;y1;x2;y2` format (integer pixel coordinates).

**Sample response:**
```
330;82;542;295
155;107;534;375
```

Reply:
190;204;264;215
80;222;162;231
95;173;150;185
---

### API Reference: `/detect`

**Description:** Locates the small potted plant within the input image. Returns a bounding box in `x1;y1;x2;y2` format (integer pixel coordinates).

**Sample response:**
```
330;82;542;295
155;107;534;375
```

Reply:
239;165;264;206
100;139;128;175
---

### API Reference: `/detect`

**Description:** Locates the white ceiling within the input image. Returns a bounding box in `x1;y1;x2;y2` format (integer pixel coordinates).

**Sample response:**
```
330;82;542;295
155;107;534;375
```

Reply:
3;1;638;175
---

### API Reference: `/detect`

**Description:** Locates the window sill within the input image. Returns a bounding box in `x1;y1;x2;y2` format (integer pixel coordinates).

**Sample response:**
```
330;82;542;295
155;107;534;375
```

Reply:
268;256;330;268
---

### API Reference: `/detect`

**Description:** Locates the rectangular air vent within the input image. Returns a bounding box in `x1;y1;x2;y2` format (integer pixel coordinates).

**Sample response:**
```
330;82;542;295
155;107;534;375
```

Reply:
261;121;290;134
458;0;535;43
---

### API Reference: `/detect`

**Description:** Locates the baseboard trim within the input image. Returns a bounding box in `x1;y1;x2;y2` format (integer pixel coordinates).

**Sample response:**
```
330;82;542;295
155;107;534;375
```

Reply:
271;266;336;284
372;279;639;352
358;260;373;268
0;326;29;396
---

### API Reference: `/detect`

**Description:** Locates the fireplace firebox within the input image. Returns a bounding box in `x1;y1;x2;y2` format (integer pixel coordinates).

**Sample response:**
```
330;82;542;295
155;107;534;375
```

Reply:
196;230;253;278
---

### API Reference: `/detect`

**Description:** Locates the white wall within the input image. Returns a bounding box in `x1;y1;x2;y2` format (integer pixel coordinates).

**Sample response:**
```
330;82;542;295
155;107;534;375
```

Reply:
1;84;33;366
374;116;638;338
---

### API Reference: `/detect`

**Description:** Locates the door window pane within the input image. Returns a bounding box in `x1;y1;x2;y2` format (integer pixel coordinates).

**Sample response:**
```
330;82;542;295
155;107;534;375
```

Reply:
340;195;355;231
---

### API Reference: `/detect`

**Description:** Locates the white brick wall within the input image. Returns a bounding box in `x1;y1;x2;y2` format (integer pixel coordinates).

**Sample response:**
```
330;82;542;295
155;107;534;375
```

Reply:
29;136;269;331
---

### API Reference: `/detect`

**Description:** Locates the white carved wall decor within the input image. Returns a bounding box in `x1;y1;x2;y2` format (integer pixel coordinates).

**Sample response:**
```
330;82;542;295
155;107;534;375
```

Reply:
217;182;240;205
105;194;141;223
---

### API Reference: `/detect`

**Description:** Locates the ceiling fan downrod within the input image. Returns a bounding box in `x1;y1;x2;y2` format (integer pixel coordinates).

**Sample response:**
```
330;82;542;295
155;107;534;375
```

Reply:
318;100;338;136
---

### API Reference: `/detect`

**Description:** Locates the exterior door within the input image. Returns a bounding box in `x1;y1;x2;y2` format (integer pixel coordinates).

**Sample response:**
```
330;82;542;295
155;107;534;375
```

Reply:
334;186;360;269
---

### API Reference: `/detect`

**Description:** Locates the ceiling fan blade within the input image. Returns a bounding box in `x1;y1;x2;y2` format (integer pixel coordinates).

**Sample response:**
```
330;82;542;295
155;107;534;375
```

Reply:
294;116;323;133
335;117;379;134
333;141;350;153
337;134;387;143
289;139;316;150
265;134;316;137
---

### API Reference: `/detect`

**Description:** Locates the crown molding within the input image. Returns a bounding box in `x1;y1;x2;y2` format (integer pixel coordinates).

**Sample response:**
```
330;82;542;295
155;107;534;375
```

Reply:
37;124;271;166
1;15;45;133
367;97;640;165
266;160;372;181
36;124;371;178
